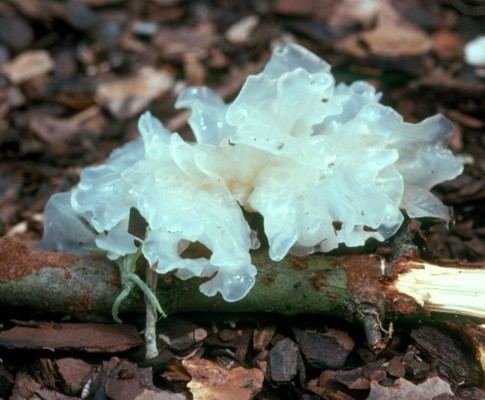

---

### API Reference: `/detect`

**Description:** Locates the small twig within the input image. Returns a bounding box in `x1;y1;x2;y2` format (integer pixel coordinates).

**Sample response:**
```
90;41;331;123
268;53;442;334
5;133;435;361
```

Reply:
144;264;159;360
357;304;393;352
68;105;101;126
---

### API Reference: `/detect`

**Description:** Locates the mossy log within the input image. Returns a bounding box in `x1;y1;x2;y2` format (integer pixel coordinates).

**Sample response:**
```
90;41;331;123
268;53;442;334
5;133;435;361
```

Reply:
0;237;484;350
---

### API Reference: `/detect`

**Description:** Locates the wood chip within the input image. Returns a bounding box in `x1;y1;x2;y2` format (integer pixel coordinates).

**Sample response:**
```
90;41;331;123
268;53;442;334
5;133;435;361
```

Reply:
1;50;54;84
339;0;432;59
104;359;154;400
361;0;432;57
0;322;143;353
56;358;93;395
154;26;216;60
10;372;78;400
307;371;355;400
183;359;263;400
411;325;482;386
367;376;453;400
36;358;57;389
225;15;259;44
294;328;354;369
269;337;299;382
461;324;485;382
158;319;207;352
387;356;406;378
96;67;174;119
333;367;370;390
253;326;276;351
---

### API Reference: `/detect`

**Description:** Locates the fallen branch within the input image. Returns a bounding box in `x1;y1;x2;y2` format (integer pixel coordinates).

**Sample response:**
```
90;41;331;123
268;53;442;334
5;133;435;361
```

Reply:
0;238;484;350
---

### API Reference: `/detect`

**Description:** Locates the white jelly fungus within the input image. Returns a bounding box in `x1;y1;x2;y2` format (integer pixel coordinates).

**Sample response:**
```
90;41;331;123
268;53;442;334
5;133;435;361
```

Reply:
465;36;485;67
41;44;463;302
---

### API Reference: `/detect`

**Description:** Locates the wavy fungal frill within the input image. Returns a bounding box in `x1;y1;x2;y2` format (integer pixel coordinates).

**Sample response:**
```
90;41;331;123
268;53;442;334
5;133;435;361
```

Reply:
42;44;463;302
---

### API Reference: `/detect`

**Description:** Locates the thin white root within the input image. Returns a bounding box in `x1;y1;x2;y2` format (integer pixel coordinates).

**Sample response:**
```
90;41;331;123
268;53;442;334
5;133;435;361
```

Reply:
144;265;159;360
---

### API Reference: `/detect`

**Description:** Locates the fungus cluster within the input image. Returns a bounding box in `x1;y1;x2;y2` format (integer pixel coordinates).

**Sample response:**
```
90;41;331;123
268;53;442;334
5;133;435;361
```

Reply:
42;44;463;302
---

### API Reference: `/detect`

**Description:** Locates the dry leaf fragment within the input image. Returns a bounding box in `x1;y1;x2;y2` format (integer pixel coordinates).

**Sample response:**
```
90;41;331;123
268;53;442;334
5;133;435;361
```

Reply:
183;359;263;400
361;0;432;57
225;15;259;44
338;0;432;58
1;50;54;84
96;67;174;119
367;376;453;400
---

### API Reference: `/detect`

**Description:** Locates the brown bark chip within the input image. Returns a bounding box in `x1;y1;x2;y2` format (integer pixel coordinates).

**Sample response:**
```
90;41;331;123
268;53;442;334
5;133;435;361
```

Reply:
307;371;355;400
0;322;143;353
294;328;354;369
11;372;78;400
158;319;207;352
104;359;152;400
268;337;299;382
386;356;406;378
56;358;93;395
411;325;482;386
